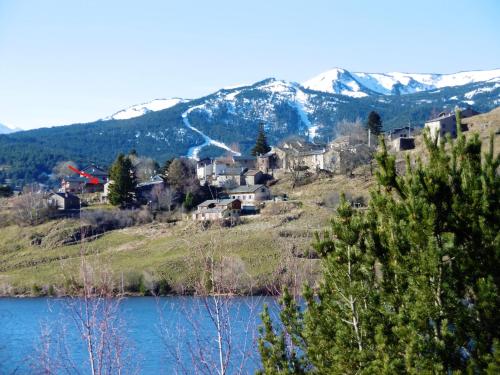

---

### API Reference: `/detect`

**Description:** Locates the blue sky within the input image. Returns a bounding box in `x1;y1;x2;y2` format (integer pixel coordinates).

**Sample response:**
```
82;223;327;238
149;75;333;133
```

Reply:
0;0;499;129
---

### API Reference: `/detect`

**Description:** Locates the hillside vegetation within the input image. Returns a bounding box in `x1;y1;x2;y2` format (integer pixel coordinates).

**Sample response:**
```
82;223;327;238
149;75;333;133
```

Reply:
1;79;498;186
0;107;498;296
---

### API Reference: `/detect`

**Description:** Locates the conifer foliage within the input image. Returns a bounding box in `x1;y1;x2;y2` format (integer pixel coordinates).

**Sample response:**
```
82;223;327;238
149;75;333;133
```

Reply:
259;127;500;373
108;154;136;207
366;111;383;135
252;123;272;156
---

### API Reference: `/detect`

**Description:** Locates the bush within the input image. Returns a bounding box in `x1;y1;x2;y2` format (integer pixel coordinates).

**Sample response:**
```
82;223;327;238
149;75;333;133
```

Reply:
260;201;302;216
81;208;153;232
0;185;13;197
31;284;42;296
322;192;365;209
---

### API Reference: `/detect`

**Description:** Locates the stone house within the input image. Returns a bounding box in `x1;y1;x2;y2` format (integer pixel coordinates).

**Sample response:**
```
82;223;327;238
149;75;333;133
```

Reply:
136;175;165;202
232;155;257;169
196;158;246;186
228;184;271;204
257;152;280;173
61;164;108;193
273;139;327;172
215;172;244;188
61;176;84;193
391;137;415;151
425;108;479;140
47;192;80;210
192;198;241;221
387;127;416;151
243;169;264;185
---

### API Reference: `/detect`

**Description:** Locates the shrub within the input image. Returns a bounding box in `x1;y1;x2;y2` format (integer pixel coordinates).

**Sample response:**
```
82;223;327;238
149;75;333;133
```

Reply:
31;284;42;296
260;201;302;216
80;208;153;232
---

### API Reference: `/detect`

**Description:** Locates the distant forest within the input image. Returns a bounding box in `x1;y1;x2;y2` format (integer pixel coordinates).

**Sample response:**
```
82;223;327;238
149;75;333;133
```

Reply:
0;79;498;187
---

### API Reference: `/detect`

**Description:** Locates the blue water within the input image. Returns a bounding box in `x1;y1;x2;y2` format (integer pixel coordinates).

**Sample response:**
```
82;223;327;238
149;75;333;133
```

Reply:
0;296;277;374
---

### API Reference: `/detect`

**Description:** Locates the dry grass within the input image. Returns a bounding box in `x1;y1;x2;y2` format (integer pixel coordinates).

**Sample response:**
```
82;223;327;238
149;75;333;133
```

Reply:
4;107;498;296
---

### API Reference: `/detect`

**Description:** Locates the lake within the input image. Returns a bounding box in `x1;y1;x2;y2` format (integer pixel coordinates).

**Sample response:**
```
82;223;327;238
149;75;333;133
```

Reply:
0;296;278;374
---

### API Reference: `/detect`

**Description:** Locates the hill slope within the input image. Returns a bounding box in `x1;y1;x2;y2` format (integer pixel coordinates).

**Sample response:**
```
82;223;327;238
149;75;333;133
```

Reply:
0;73;499;186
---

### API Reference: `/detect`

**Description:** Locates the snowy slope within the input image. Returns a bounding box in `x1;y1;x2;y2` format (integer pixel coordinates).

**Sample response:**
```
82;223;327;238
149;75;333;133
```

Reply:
303;68;500;97
302;68;371;97
0;123;19;134
103;98;188;120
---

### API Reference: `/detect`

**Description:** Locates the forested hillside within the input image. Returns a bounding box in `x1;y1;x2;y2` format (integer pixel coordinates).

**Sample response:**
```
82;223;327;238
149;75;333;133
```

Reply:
0;78;498;186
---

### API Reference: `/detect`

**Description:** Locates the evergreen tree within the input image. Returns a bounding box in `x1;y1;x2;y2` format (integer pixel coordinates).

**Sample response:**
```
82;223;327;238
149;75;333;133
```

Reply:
0;185;13;197
366;111;383;135
252;123;271;156
258;125;500;373
108;154;136;207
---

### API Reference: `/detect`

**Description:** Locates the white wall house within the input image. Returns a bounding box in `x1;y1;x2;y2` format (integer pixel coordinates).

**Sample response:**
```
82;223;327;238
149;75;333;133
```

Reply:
228;184;271;204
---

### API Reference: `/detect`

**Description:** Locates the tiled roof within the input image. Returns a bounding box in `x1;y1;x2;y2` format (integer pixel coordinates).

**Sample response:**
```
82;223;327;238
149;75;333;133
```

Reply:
198;198;238;207
229;184;266;193
244;169;261;176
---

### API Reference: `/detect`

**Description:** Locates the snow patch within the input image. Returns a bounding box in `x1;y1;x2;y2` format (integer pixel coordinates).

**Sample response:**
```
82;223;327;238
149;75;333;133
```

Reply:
181;106;241;160
303;68;500;97
104;98;187;120
464;83;500;99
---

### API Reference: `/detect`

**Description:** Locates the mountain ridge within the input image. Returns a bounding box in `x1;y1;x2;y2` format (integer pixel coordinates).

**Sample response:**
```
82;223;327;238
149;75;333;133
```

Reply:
1;68;499;186
303;67;500;97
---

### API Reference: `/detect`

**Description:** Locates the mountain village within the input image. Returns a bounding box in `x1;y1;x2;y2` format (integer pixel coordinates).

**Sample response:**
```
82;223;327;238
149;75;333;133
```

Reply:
27;106;481;226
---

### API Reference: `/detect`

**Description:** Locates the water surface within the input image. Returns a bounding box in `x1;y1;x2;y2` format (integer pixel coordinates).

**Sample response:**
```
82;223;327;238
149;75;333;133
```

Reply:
0;296;277;374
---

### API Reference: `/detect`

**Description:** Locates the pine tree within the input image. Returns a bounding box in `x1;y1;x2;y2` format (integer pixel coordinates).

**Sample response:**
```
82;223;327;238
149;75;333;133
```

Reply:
366;111;383;135
258;124;500;373
108;154;136;207
251;123;271;156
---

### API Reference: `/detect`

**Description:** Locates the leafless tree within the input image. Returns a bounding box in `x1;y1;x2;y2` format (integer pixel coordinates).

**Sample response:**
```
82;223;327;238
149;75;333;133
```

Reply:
32;248;138;374
329;135;375;178
129;155;158;183
158;236;262;374
52;160;79;181
264;237;318;297
149;184;174;212
11;184;49;226
335;119;368;145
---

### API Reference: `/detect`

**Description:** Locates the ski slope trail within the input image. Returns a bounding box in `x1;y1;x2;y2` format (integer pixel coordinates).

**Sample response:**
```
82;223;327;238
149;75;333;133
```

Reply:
181;106;241;160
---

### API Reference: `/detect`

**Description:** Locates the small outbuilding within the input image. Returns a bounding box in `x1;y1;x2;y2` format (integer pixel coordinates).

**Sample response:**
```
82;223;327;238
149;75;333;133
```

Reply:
48;192;80;210
243;169;264;185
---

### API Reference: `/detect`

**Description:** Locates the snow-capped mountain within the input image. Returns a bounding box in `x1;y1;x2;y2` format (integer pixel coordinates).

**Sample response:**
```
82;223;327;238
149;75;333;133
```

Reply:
2;67;499;185
103;98;188;120
303;67;500;97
